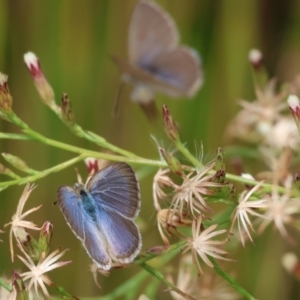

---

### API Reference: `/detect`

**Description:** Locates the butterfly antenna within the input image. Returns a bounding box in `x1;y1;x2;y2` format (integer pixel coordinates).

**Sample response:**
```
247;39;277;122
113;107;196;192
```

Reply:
112;80;125;118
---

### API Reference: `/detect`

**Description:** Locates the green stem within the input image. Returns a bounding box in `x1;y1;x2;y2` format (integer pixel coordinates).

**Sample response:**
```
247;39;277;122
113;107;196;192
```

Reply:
175;140;203;169
47;100;140;158
101;270;148;300
209;257;256;300
0;154;87;188
22;127;166;167
134;240;184;266
0;111;289;194
0;133;35;141
140;263;196;300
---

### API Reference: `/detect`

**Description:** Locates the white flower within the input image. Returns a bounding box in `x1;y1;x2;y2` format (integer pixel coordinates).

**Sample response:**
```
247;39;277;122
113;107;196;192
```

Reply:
182;218;230;274
172;163;222;217
258;176;300;241
18;247;71;299
230;182;268;246
265;117;299;150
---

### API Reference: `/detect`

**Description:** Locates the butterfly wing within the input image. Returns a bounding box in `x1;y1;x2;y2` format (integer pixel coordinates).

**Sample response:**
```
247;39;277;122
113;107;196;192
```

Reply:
96;207;142;264
57;186;111;270
147;46;203;97
129;0;179;67
125;1;202;98
87;163;140;219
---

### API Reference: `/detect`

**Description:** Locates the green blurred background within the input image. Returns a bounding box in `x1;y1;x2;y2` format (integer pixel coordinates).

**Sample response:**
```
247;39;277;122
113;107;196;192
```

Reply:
1;0;300;299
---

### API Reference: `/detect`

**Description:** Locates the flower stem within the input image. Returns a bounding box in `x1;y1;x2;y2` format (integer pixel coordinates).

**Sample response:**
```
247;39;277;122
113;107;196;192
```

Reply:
0;154;87;188
140;262;197;300
209;257;257;300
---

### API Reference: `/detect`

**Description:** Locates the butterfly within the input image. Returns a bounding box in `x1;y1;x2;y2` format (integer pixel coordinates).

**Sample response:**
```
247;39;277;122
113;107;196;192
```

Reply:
113;0;203;107
57;162;142;270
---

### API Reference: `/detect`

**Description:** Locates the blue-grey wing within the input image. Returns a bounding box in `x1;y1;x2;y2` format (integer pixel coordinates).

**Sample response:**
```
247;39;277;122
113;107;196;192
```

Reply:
87;163;140;219
97;207;142;264
57;186;111;270
128;0;179;66
57;186;86;240
83;220;111;270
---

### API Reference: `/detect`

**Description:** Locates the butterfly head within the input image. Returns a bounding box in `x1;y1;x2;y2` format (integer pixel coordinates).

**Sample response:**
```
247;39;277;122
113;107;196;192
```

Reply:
73;182;89;199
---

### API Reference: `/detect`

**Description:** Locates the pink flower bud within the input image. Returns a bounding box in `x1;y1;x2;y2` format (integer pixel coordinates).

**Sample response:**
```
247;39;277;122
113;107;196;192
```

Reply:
84;157;100;175
248;49;263;70
24;52;55;106
162;105;179;142
288;95;300;121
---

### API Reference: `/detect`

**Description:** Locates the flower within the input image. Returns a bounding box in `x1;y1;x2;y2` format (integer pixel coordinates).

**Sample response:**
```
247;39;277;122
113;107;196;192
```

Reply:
4;183;41;261
18;247;71;299
258;176;300;241
230;182;268;246
182;218;230;274
265;117;299;150
171;163;222;217
153;168;175;211
225;79;287;144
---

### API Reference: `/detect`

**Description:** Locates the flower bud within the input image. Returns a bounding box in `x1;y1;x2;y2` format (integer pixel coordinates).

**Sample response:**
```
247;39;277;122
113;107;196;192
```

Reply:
248;49;263;70
24;52;55;106
2;153;37;175
159;147;183;176
15;227;40;262
11;271;28;300
282;252;300;281
61;93;74;124
84;157;100;175
288;95;300;130
38;221;53;255
162;105;179;142
0;163;19;179
0;73;13;112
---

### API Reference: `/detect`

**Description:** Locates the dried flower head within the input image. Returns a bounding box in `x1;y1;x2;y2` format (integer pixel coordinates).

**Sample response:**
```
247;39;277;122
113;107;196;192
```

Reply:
258;176;300;241
171;163;222;217
182;218;230;274
157;209;192;245
18;247;71;299
230;182;268;246
153;168;175;211
4;183;41;262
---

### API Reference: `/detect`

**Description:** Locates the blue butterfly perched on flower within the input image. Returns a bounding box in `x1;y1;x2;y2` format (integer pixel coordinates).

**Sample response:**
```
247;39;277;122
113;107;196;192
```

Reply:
57;162;142;270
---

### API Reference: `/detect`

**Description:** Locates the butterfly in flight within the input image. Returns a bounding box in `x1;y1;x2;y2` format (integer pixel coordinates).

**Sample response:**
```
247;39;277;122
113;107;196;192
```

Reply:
57;162;142;270
113;0;203;117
